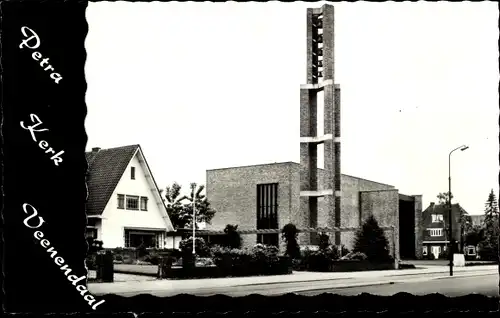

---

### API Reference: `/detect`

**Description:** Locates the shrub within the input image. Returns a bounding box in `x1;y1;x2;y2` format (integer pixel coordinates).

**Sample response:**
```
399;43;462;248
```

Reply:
281;223;301;259
87;238;104;255
338;245;350;257
179;237;211;257
210;244;282;276
300;244;340;271
478;241;498;261
325;245;341;260
224;224;242;249
353;215;392;262
318;233;330;251
144;254;160;265
341;251;368;261
136;243;148;258
438;249;449;260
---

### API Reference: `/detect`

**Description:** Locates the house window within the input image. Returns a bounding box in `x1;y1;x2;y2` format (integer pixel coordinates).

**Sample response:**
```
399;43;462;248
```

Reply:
86;228;97;239
131;167;136;180
429;228;443;237
126;195;139;210
140;197;148;211
117;194;125;209
431;214;444;223
124;229;158;248
422;246;428;255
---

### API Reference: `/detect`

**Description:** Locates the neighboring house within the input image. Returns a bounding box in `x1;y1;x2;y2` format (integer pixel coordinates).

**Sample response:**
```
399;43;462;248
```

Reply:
85;144;180;249
470;214;486;227
421;202;468;259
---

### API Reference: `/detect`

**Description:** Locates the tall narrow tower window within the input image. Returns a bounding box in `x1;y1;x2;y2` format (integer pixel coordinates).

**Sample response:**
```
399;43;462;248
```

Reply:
256;183;279;246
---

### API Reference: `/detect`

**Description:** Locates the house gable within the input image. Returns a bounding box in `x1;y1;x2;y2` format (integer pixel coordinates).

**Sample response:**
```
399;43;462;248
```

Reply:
86;145;174;247
422;203;467;242
85;145;138;216
101;147;174;229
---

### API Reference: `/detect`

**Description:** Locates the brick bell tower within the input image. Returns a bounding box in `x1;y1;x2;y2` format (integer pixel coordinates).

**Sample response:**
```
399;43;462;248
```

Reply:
300;4;342;245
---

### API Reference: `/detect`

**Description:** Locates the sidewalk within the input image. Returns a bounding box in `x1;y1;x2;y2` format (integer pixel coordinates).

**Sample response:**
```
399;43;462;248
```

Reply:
88;264;497;296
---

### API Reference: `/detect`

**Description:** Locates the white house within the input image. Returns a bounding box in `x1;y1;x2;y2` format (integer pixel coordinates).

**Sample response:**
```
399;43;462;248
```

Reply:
85;144;182;249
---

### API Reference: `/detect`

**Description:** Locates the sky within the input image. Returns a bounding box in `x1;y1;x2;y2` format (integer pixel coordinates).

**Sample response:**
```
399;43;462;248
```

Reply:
85;1;499;216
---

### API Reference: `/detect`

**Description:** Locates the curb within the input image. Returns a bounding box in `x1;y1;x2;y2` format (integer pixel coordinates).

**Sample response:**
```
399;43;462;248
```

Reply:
112;265;498;287
114;269;158;277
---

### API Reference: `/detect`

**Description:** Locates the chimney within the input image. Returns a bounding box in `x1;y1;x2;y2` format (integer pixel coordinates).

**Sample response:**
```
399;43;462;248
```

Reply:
92;147;101;152
430;202;435;206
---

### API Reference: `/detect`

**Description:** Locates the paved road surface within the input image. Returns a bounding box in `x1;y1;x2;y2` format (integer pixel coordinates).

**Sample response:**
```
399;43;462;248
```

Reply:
100;271;498;298
294;273;499;297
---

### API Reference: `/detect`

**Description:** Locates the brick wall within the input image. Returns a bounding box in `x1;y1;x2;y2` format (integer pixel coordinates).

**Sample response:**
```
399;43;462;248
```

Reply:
206;163;295;249
206;162;402;250
413;195;423;259
360;190;400;260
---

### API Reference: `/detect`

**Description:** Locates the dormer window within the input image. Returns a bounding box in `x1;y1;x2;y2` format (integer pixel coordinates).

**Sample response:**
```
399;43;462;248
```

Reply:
431;214;443;223
131;167;136;180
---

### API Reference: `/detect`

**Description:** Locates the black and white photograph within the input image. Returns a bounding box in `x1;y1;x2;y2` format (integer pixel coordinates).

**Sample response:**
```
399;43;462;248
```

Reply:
2;0;499;315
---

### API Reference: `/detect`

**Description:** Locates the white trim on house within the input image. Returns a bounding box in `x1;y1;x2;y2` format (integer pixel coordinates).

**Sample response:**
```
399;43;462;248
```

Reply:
423;240;449;244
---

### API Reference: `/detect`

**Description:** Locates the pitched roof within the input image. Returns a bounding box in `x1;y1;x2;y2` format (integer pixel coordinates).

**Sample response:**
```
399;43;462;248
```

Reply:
422;203;467;241
85;145;139;216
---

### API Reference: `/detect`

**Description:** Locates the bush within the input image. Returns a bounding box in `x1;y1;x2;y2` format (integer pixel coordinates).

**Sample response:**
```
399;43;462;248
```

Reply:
210;244;282;276
136;243;148;258
339;245;350;257
426;252;435;260
438;249;449;260
224;224;242;249
300;245;340;271
179;237;211;257
318;233;330;251
87;238;104;255
341;251;368;261
281;223;301;259
478;241;498;261
144;254;160;265
353;215;392;263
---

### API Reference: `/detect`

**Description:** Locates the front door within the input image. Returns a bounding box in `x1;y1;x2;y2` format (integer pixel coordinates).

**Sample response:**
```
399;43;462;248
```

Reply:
431;246;440;259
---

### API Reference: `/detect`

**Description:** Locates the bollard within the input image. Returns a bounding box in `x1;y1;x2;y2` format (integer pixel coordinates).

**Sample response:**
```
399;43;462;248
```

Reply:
157;255;173;279
96;250;114;282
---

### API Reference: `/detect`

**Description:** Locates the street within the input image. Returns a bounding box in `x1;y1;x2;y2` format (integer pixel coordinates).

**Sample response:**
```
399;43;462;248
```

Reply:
294;273;499;297
90;266;499;298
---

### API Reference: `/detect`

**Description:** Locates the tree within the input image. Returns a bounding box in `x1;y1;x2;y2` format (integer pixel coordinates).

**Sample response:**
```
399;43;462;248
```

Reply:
224;224;242;249
484;189;499;225
183;183;216;228
479;189;499;261
437;192;453;205
353;215;391;262
162;182;189;229
281;223;301;259
464;225;485;247
162;182;217;229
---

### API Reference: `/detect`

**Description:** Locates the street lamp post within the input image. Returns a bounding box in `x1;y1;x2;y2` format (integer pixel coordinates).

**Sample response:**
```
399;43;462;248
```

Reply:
192;195;196;255
448;144;468;276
